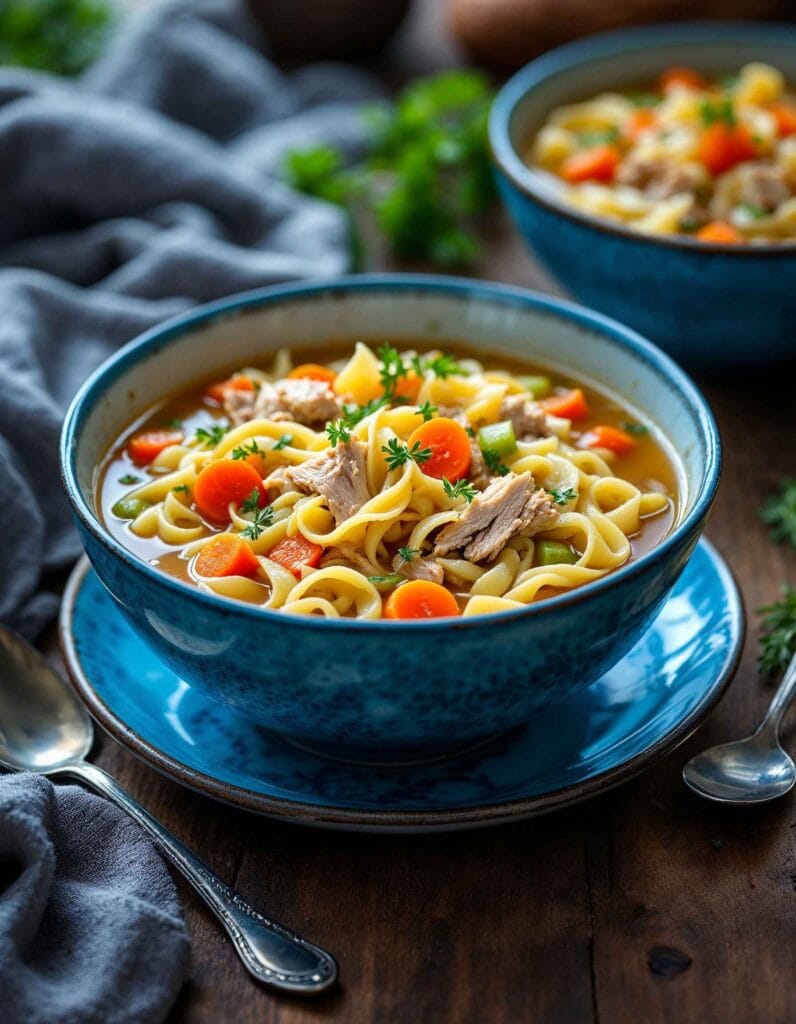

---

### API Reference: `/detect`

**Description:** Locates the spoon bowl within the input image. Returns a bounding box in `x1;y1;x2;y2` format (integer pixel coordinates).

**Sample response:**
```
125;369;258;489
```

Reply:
683;652;796;805
0;626;92;771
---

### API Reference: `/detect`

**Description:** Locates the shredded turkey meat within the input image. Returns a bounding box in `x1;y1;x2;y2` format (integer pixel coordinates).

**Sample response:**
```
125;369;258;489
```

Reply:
286;440;370;524
224;378;341;428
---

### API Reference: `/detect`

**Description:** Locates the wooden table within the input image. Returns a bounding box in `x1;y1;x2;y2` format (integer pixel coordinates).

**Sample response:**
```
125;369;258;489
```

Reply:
46;6;796;1021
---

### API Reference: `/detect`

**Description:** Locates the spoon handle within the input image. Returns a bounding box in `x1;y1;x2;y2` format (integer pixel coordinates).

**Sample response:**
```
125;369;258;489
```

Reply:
52;761;337;995
760;652;796;733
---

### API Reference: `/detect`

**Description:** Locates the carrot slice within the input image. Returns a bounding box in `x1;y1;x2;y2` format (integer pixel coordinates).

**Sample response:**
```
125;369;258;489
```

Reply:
407;417;472;482
769;102;796;138
539;388;590;421
393;371;422;403
696;221;744;244
561;145;620;184
194;460;266;522
195;534;260;578
287;363;337;385
579;425;637;457
127;429;184;466
658;66;706;93
206;375;254;404
624;108;657;140
266;535;323;579
383;580;460;619
696;122;756;176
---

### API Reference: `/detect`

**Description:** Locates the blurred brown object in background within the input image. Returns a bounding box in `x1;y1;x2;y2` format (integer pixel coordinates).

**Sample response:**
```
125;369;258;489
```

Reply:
245;0;412;60
447;0;795;68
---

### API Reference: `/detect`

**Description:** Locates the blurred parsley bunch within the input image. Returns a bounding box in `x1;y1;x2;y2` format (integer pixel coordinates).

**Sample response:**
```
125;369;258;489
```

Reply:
0;0;116;77
284;70;497;269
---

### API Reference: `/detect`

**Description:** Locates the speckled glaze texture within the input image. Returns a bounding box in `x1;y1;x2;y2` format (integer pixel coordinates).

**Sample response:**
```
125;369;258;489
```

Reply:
490;22;796;370
60;540;744;831
61;276;720;760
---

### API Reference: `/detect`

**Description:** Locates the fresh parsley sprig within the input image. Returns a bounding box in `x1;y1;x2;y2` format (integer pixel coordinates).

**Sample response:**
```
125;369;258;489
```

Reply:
550;487;577;506
239;488;274;541
416;401;437;422
382;438;432;471
326;420;352;447
622;422;650;436
194;423;229;449
231;439;261;460
397;546;418;564
378;344;409;398
482;449;509;477
273;434;293;451
118;473;140;485
443;477;477;503
759;586;796;676
761;479;796;549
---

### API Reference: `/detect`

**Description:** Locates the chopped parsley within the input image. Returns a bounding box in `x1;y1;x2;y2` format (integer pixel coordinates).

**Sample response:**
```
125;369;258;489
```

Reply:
194;423;229;448
396;546;418;564
761;479;796;549
231;439;261;460
326;420;352;446
273;434;293;451
382;438;432;471
378;343;410;398
416;401;437;422
549;487;577;506
421;353;463;380
118;473;140;485
443;477;477;502
239;488;274;540
700;98;735;127
482;448;509;477
172;484;189;493
621;422;650;436
240;489;262;516
758;586;796;677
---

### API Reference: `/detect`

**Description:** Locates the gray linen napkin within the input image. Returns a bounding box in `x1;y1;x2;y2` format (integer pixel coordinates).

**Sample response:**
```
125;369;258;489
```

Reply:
0;772;189;1024
0;0;378;637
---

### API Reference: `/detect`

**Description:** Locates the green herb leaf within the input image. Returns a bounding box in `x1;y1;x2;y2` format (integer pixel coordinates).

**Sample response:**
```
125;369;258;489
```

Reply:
326;420;352;447
240;489;262;516
416;401;437;422
194;424;229;448
381;438;433;471
423;353;462;379
758;586;796;676
231;439;262;460
367;573;404;587
397;546;418;564
118;473;140;485
172;485;189;494
273;434;293;451
239;491;274;541
482;448;509;477
735;203;767;219
621;422;650;436
0;0;117;76
549;487;577;506
761;479;796;549
443;477;477;502
700;98;735;127
165;417;183;429
377;343;410;398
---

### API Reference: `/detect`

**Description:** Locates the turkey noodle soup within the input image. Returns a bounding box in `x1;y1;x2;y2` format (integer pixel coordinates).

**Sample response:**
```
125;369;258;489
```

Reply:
529;62;796;242
99;342;677;620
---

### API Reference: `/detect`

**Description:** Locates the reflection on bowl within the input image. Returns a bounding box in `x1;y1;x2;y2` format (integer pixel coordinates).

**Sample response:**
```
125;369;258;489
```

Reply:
61;275;719;761
490;21;796;369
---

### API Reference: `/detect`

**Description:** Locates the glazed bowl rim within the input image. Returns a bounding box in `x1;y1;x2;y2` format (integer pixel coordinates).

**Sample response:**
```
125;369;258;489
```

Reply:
489;19;796;256
60;273;721;633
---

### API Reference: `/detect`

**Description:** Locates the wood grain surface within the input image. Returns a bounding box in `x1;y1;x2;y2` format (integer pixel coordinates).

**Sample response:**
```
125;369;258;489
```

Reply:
44;4;796;1021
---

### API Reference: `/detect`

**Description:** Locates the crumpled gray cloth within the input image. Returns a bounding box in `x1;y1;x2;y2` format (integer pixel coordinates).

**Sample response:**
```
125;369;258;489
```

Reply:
0;773;189;1024
0;0;378;638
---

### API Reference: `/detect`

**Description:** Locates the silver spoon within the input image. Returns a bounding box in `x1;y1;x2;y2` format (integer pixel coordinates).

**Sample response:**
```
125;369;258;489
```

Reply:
0;624;337;995
683;651;796;804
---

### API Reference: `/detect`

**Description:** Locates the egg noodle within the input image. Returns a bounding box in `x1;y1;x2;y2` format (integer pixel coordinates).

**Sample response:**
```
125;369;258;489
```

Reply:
532;62;796;241
113;344;671;620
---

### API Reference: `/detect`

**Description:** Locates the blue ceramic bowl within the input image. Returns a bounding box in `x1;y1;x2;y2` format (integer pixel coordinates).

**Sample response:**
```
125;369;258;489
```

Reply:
61;275;720;761
490;22;796;370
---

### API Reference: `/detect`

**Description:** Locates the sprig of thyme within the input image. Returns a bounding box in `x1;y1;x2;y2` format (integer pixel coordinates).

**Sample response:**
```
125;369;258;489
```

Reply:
382;438;432;471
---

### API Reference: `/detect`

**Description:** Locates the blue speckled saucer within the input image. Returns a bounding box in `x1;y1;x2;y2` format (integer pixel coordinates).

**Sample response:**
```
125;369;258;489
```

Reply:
59;541;744;833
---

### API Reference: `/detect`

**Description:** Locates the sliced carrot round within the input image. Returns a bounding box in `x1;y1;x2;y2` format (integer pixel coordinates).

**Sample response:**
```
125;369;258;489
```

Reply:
696;221;743;244
128;429;184;466
579;424;637;457
697;122;756;176
383;580;460;619
206;374;254;404
266;535;323;579
407;417;472;482
194;460;266;523
288;363;337;385
561;144;619;184
658;66;706;93
770;102;796;138
539;388;590;421
195;534;260;578
393;371;422;403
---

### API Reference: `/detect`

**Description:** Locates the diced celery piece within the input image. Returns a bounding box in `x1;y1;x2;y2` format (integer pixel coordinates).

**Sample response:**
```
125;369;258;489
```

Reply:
477;420;517;457
519;375;552;400
536;540;578;566
112;496;150;520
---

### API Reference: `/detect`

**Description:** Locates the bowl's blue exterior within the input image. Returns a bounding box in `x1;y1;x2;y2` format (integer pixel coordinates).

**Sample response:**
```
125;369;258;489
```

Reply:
61;275;720;759
490;22;796;370
75;513;702;758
